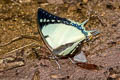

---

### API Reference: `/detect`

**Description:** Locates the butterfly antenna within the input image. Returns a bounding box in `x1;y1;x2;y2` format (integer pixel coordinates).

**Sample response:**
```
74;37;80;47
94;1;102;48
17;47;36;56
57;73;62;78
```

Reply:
81;19;89;26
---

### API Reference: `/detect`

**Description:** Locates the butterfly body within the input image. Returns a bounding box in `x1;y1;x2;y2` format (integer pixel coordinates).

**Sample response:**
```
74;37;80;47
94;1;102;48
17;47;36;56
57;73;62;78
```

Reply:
37;8;99;62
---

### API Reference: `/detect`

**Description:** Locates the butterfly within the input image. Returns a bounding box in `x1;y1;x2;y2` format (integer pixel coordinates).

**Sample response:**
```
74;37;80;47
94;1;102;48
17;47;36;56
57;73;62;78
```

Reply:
37;8;100;68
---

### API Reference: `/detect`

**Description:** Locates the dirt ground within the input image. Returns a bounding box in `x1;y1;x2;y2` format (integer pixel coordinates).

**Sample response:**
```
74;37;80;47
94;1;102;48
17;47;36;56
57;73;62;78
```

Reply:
0;0;120;80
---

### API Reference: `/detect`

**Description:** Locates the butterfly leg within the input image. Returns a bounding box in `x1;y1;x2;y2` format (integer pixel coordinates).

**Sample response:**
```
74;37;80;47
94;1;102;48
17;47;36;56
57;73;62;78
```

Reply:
68;57;76;64
54;59;61;69
49;55;61;69
33;47;61;69
54;56;61;69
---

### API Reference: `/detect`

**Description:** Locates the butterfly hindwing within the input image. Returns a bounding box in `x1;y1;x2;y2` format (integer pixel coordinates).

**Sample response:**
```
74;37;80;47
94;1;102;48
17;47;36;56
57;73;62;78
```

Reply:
73;51;87;63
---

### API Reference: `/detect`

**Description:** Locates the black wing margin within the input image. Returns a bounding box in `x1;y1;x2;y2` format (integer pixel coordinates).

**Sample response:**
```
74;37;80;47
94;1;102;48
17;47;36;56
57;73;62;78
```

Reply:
37;8;71;29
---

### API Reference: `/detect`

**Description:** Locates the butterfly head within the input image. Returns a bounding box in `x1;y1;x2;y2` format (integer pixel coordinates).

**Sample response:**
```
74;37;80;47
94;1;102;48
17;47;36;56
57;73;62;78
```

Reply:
86;30;100;41
79;19;100;40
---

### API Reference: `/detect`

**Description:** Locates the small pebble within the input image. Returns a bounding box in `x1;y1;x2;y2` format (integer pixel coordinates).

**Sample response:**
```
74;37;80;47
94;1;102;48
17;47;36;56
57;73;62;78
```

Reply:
47;0;64;4
83;0;88;4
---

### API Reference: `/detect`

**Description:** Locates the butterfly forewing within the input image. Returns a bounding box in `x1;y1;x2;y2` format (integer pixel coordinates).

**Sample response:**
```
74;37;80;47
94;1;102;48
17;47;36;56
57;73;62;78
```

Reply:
37;8;71;28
